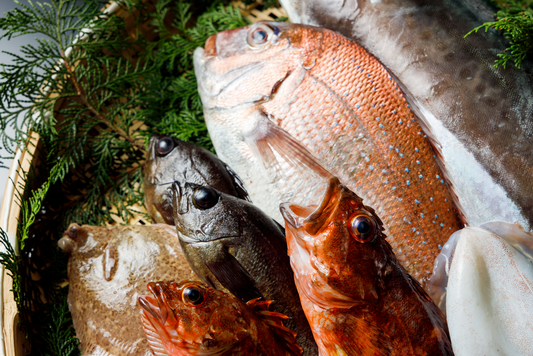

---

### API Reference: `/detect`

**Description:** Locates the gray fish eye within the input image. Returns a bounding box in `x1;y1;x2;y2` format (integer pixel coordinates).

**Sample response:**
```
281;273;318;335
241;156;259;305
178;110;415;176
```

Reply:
183;287;204;305
192;186;219;209
156;137;175;156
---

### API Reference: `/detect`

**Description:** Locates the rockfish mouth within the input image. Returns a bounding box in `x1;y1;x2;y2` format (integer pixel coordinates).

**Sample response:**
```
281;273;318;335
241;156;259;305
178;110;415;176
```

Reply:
280;178;366;309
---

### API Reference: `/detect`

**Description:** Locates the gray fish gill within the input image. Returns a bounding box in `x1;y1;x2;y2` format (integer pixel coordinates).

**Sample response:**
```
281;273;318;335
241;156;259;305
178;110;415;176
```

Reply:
171;182;318;356
279;0;533;229
143;134;249;224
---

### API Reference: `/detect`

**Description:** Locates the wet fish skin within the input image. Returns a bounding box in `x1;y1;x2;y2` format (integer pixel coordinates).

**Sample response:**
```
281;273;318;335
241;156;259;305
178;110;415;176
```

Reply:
143;134;249;224
194;21;463;287
171;182;318;356
281;178;454;355
138;280;303;356
58;223;197;356
279;0;533;229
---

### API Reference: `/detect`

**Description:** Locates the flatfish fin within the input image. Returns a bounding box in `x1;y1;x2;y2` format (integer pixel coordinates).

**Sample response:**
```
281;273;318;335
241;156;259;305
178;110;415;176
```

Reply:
244;112;333;180
204;244;263;302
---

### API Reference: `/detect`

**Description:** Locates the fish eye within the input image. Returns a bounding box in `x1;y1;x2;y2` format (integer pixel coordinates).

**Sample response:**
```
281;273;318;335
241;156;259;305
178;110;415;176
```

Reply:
192;187;219;209
247;24;274;48
182;286;206;306
156;137;175;156
348;213;376;243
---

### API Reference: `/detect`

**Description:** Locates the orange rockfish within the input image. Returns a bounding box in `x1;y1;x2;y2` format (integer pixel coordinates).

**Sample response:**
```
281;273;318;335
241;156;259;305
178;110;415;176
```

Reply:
280;178;454;355
138;281;303;356
193;22;463;287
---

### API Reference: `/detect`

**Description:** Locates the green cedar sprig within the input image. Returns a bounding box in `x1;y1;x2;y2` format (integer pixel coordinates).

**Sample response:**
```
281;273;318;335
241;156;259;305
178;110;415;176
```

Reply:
465;0;533;68
0;228;22;307
16;157;66;250
39;288;80;356
141;2;249;150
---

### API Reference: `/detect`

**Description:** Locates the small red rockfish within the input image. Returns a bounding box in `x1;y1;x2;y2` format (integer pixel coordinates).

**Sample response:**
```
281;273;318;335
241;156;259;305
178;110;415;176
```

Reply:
138;281;303;356
281;178;454;355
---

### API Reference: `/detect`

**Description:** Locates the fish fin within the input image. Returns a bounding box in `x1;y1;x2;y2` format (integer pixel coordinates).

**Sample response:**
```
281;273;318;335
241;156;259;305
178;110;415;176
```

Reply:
225;163;252;202
319;311;392;356
140;311;170;356
204;246;263;302
244;112;333;180
273;219;286;235
247;298;303;356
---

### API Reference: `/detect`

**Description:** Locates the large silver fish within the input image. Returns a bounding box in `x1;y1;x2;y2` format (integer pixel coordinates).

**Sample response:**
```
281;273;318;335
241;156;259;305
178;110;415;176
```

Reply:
279;0;533;229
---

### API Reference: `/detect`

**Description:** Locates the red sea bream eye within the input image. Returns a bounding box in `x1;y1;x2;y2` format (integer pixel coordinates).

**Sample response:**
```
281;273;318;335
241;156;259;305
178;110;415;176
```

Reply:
349;213;376;243
247;24;274;48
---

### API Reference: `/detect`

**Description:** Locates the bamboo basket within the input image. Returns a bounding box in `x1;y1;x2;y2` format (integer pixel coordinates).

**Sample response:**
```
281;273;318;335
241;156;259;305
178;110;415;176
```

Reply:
0;1;286;355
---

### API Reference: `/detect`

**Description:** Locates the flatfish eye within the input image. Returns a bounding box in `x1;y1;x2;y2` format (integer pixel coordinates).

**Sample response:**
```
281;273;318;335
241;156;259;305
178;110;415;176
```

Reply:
182;285;207;306
247;24;274;47
156;136;175;156
349;213;376;243
192;186;219;209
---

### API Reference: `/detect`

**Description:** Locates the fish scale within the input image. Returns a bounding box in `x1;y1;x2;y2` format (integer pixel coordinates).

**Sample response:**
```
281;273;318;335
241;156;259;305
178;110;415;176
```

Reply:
266;28;460;282
194;22;463;287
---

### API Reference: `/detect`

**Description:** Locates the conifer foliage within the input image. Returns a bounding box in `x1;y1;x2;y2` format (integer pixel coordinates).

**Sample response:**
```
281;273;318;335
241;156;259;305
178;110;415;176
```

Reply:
0;0;251;353
466;0;533;68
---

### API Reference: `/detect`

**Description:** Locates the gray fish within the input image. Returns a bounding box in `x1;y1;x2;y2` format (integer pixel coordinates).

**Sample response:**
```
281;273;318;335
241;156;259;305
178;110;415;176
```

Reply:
143;134;249;224
171;182;318;356
279;0;533;229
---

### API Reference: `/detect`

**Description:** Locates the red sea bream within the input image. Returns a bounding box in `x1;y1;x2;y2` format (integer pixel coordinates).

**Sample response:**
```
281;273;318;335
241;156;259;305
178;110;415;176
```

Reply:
193;22;463;287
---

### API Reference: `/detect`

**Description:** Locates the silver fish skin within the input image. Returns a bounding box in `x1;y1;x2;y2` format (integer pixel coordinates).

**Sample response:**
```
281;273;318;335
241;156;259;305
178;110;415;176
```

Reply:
279;0;533;229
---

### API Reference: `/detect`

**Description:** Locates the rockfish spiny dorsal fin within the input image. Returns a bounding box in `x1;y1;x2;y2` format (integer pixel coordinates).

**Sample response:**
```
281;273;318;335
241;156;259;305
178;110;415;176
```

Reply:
246;298;303;356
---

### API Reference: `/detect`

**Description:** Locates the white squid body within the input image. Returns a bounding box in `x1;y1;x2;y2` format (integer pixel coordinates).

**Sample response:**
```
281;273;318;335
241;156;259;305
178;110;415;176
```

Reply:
435;222;533;356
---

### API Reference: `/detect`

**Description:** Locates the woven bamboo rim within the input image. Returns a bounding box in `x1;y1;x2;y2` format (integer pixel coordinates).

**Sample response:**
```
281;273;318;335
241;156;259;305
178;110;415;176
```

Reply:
0;1;286;355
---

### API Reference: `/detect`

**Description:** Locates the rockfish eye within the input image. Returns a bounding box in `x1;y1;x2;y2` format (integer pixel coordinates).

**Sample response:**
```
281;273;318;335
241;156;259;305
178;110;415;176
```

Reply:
182;286;206;306
349;213;376;243
192;187;219;209
247;24;275;48
156;137;175;156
